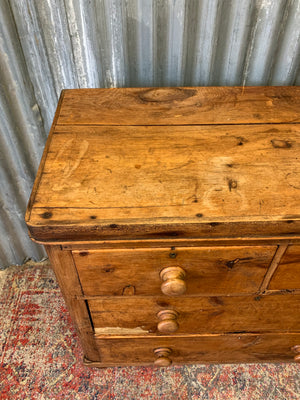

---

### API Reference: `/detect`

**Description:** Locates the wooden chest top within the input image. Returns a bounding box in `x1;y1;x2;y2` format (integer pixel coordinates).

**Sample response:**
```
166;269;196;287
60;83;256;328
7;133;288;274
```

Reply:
25;87;300;242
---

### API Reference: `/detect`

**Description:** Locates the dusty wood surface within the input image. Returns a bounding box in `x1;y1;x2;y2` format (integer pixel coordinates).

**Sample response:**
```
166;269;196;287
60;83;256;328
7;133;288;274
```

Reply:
27;122;300;241
57;87;300;126
269;245;300;290
73;246;276;296
89;293;300;335
45;246;100;361
90;333;300;366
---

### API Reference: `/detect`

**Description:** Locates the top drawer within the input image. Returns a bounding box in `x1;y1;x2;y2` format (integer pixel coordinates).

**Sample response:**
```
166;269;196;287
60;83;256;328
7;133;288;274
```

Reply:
73;246;276;296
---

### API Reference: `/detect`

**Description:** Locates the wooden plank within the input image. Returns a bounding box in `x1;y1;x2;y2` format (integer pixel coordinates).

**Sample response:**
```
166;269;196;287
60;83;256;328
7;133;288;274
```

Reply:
25;90;66;222
89;293;300;336
91;333;300;366
27;218;300;243
73;246;276;296
26;123;300;241
45;246;99;361
57;87;300;126
268;245;300;290
59;237;299;249
259;244;288;293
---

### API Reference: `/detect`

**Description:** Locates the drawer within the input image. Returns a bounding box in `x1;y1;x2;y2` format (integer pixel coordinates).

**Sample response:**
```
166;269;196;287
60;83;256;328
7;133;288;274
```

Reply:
269;245;300;290
88;333;300;367
73;246;276;296
89;294;300;336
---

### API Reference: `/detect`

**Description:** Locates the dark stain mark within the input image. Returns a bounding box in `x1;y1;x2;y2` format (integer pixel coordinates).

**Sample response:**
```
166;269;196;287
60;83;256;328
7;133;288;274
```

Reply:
227;331;247;334
209;297;224;306
226;257;252;269
227;164;233;168
105;155;110;158
102;266;115;273
235;136;247;146
226;258;240;269
41;211;52;219
169;252;177;259
281;289;294;294
285;220;294;224
109;224;118;229
135;164;141;169
105;168;112;173
156;301;170;308
271;139;292;149
171;246;176;251
196;213;203;218
90;215;97;220
138;88;197;103
193;179;199;203
228;179;238;191
79;251;89;257
210;222;220;227
149;231;181;237
253;113;261;119
254;296;261;301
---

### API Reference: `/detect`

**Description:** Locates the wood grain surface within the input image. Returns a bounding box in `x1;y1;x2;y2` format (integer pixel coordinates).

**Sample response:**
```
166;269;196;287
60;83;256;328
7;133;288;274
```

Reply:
89;293;300;336
26;123;300;241
73;246;276;296
268;245;300;290
92;333;300;366
45;246;100;361
57;87;300;125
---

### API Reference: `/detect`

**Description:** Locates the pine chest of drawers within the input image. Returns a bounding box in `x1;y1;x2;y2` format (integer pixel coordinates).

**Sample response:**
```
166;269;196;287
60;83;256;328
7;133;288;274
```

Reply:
26;86;300;367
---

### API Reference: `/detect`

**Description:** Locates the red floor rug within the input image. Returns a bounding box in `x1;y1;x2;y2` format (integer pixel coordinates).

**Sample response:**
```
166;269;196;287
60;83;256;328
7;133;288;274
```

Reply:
1;261;300;400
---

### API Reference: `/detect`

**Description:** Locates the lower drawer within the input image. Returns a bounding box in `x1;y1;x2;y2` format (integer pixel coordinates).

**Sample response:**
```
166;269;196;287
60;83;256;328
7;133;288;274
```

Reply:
84;333;300;367
89;294;300;336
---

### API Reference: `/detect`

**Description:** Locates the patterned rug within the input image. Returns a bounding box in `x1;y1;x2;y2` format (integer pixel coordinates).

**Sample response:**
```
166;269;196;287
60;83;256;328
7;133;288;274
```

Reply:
1;261;300;400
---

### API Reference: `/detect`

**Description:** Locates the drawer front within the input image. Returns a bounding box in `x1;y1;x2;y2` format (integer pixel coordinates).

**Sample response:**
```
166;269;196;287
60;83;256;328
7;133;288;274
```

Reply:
269;245;300;290
73;246;276;296
89;294;300;336
93;334;300;366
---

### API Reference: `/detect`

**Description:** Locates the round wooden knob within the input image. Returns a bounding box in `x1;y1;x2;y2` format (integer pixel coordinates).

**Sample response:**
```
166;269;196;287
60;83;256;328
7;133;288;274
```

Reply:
291;345;300;362
157;310;179;333
294;354;300;362
160;266;186;296
154;347;172;367
291;345;300;353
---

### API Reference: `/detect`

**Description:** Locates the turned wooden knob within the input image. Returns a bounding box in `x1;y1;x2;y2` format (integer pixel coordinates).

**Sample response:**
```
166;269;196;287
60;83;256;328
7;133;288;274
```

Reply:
160;266;186;296
291;345;300;362
294;354;300;362
154;347;172;367
157;310;179;333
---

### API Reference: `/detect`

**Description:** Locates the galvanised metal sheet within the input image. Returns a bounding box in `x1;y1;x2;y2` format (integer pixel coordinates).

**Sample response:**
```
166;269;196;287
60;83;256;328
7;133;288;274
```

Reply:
0;0;299;268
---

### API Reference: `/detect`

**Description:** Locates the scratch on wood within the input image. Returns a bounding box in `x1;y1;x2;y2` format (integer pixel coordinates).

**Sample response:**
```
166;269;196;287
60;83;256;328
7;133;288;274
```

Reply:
94;326;147;335
52;139;89;191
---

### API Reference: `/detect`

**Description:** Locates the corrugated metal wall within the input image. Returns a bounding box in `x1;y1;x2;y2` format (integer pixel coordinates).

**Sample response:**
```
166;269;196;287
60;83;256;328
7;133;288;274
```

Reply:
1;0;300;268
